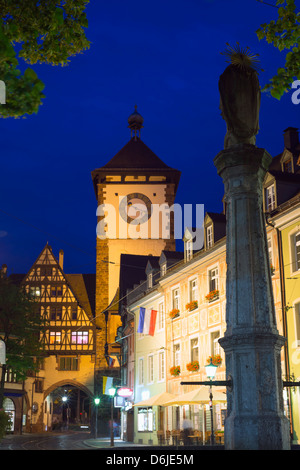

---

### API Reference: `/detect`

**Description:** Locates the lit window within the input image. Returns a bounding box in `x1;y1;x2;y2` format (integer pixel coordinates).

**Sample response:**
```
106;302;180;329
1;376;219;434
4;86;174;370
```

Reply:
161;263;167;276
71;331;88;344
211;330;220;356
209;267;219;292
148;273;153;289
206;226;213;248
173;343;180;367
190;337;199;363
295;302;300;346
50;331;61;344
296;233;300;271
265;184;275;211
137;408;155;432
189;278;198;302
147;355;154;383
185;240;193;261
158;302;165;330
158;350;165;381
172;288;180;311
138;358;144;385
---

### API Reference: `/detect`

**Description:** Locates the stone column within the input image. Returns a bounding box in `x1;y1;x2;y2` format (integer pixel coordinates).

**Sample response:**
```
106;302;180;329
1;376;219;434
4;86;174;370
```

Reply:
214;144;290;450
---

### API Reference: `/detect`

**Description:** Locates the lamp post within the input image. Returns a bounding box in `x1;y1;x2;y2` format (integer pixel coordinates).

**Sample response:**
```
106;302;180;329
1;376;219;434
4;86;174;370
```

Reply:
205;358;218;446
62;396;69;430
94;397;100;438
108;387;116;447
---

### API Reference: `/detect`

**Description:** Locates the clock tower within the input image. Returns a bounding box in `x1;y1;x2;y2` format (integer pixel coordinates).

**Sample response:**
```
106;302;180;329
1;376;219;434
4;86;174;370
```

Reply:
91;107;181;373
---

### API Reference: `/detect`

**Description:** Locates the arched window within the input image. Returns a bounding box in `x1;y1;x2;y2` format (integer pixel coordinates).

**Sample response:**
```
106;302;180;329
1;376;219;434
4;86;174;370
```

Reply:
3;398;15;432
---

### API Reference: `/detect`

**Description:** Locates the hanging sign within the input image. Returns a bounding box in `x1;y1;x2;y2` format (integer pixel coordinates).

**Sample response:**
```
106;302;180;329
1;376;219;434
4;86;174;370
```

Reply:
117;387;133;398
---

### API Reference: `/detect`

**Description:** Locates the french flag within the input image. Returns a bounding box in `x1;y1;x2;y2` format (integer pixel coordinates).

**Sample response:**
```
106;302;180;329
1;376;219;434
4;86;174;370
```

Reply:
137;307;157;335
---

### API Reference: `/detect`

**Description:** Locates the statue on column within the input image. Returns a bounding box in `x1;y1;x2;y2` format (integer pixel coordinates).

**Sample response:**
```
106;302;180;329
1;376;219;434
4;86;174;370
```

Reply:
219;43;262;149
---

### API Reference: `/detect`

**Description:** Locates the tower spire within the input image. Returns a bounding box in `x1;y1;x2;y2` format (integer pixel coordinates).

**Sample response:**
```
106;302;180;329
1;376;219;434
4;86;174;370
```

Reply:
128;105;144;140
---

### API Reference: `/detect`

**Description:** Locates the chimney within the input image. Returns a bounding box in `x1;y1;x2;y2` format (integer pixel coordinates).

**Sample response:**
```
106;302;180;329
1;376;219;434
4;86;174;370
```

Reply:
59;250;64;270
283;127;299;150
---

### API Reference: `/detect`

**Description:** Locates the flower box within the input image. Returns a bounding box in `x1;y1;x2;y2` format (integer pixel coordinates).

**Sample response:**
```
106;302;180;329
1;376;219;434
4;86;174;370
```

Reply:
207;355;222;366
205;290;219;302
186;301;198;312
169;308;180;319
170;366;181;376
186;361;200;372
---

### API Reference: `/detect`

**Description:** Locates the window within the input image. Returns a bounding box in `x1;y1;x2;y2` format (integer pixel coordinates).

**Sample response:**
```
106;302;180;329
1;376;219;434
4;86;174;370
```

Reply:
71;305;78;320
206;225;213;248
158;350;165;381
190;337;199;362
186;240;193;261
265;184;275;211
71;331;88;345
138;358;144;385
189;278;198;302
209;267;219;292
137;407;155;432
158;302;165;330
40;267;52;276
173;343;181;366
5;368;18;383
283;159;292;173
59;357;79;371
50;306;62;321
50;331;61;344
30;286;41;297
172;287;180;311
147;355;154;383
148;273;153;289
51;286;63;297
161;263;167;276
211;330;220;356
295;232;300;271
35;379;43;393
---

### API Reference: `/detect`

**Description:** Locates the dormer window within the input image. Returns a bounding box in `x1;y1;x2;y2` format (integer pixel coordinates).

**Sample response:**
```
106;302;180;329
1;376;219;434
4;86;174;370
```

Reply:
185;240;193;261
206;225;213;248
265;184;275;212
148;272;153;289
161;263;167;277
283;159;293;173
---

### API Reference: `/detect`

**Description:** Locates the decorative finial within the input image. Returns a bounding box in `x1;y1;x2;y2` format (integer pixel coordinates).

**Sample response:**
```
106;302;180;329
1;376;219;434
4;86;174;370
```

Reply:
128;105;144;140
221;42;263;73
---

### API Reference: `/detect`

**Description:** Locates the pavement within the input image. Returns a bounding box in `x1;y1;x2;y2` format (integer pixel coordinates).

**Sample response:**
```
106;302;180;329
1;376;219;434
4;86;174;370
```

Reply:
83;436;224;450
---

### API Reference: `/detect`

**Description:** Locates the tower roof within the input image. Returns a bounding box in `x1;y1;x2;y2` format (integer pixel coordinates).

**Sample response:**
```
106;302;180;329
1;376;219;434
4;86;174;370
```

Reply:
102;137;171;170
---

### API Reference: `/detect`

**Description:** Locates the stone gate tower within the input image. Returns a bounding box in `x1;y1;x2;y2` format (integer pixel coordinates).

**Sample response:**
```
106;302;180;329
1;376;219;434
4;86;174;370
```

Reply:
91;107;181;384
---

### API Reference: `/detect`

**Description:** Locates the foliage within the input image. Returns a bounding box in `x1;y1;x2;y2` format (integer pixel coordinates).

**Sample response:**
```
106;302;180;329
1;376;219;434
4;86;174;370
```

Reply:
186;361;200;372
186;301;198;311
0;0;90;118
0;409;11;439
256;0;300;99
170;366;180;376
169;308;180;319
0;275;47;407
207;355;222;366
205;290;219;302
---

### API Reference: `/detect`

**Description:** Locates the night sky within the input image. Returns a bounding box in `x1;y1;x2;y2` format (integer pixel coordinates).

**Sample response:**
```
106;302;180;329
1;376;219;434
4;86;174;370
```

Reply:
1;0;300;275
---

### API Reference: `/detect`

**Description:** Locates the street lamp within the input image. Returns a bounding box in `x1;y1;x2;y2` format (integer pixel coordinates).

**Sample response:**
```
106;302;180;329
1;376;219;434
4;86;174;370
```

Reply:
94;397;100;438
108;387;116;447
62;396;69;430
205;358;218;445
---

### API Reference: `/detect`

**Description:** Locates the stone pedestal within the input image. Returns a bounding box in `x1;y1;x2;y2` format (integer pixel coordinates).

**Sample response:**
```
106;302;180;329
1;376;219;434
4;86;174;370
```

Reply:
214;144;290;450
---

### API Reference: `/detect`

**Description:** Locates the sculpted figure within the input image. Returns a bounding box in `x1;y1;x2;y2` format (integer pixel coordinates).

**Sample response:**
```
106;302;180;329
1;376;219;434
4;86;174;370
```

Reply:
219;44;261;149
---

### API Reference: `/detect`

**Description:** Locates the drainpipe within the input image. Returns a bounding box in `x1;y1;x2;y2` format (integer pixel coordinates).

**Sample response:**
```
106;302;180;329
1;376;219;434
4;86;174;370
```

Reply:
266;213;293;437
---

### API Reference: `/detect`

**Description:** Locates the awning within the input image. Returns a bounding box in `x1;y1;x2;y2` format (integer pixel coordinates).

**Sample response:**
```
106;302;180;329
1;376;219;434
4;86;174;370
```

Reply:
133;392;177;407
161;387;227;406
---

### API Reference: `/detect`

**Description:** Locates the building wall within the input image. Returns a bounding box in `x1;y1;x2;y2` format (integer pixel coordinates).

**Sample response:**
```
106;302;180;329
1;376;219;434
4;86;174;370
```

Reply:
132;293;166;445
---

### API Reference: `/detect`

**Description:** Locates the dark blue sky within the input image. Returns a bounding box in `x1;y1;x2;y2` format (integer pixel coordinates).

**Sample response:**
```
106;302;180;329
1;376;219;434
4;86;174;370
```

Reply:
1;0;299;274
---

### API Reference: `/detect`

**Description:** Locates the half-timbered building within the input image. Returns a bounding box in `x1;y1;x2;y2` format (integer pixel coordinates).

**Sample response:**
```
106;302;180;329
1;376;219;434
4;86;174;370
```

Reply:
10;244;96;432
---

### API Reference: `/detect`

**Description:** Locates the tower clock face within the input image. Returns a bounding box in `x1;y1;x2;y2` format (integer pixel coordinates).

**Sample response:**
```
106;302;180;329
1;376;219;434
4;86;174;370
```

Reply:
119;193;152;225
